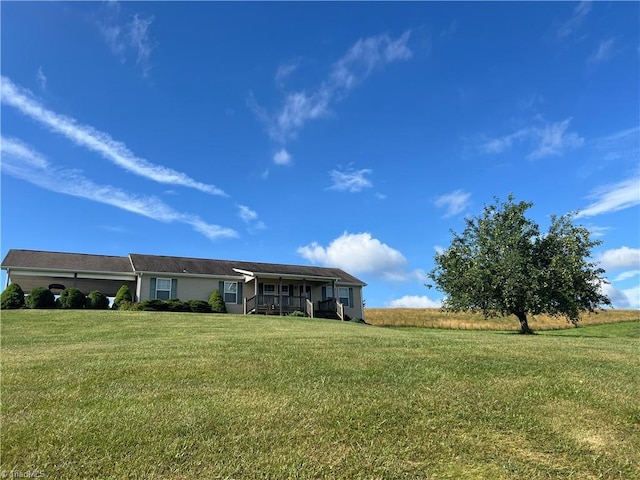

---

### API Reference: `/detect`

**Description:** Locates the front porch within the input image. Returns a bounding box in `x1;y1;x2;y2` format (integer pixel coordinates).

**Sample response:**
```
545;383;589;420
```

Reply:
244;294;346;320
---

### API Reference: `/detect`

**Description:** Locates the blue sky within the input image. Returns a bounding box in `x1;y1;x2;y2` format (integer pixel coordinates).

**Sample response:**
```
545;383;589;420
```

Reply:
1;1;639;309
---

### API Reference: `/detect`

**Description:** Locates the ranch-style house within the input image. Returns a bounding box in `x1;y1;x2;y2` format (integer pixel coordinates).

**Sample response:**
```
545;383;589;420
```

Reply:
1;249;367;320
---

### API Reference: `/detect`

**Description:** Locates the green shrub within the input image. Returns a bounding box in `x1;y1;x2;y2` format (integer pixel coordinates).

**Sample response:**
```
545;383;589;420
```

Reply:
25;287;56;309
288;310;305;317
189;300;212;313
87;290;110;310
113;285;133;309
1;283;25;309
118;301;141;311
165;299;190;312
59;288;86;309
139;299;170;311
208;290;227;313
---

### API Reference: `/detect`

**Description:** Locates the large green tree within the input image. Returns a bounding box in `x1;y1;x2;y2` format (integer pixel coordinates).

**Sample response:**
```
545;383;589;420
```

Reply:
429;195;611;334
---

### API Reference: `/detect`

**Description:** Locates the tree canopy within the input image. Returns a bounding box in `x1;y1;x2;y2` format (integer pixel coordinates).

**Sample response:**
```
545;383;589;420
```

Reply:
428;195;611;333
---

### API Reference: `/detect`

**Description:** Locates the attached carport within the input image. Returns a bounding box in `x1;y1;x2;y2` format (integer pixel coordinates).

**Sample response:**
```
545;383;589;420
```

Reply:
1;250;136;297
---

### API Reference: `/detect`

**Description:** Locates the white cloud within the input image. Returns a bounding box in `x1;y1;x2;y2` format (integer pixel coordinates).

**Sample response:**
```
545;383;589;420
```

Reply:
1;137;50;169
597;247;640;271
621;286;640;309
578;174;640;217
36;67;47;90
588;38;616;65
273;148;292;166
1;76;226;196
612;270;640;282
237;205;266;233
128;14;155;76
591;125;639;163
557;1;592;39
328;166;373;192
386;295;442;308
238;205;258;223
331;31;413;91
600;283;630;309
297;232;408;278
527;118;584;160
254;31;412;144
275;60;299;87
600;282;639;309
434;189;471;217
1;136;237;242
480;118;584;160
98;2;155;76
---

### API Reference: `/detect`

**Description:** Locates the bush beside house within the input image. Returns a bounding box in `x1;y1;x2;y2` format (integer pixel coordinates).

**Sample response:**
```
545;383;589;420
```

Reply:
87;290;110;310
25;287;56;309
113;285;133;309
209;290;227;313
1;283;25;309
59;287;87;309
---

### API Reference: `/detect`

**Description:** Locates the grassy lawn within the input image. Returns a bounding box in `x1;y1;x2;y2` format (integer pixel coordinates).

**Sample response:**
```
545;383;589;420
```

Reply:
1;310;639;479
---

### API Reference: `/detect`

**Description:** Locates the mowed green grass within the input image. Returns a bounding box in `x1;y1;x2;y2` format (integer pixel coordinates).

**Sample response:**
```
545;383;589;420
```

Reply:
1;310;639;479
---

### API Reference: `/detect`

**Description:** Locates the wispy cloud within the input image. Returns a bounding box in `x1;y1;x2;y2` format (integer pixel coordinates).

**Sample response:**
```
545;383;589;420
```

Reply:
237;205;266;233
36;67;47;90
578;173;640;217
434;189;471;218
1;137;237;241
98;1;155;76
1;76;226;196
588;38;616;65
328;166;373;192
612;270;640;282
273;148;292;166
275;60;300;87
252;31;413;144
480;118;584;160
129;14;155;75
557;1;592;39
591;125;639;162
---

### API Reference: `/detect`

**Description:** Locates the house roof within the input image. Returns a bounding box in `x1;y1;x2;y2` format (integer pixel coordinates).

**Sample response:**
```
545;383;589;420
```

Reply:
2;249;366;286
1;249;134;273
129;253;366;285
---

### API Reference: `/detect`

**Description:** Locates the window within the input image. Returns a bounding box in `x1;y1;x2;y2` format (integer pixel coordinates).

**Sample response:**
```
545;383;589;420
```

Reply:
263;284;275;294
156;278;172;300
325;286;333;299
224;281;238;303
280;284;289;295
338;287;351;307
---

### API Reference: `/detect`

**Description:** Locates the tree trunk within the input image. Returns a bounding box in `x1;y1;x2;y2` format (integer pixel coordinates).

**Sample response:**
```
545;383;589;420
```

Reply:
515;311;534;334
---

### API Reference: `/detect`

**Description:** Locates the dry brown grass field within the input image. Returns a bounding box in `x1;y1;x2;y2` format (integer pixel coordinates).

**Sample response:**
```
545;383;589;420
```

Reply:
364;308;640;330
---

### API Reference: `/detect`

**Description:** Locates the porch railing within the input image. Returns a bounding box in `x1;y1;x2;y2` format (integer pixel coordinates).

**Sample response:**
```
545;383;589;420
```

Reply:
245;295;311;316
317;298;345;320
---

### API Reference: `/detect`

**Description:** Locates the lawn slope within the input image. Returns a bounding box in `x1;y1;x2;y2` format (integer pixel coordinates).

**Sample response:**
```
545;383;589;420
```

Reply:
2;310;638;479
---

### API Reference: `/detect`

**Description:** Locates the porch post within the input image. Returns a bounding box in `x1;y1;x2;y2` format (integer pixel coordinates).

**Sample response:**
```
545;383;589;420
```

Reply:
278;277;283;316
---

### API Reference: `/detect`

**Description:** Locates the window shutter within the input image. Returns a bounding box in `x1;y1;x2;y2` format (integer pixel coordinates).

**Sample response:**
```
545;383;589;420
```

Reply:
349;287;353;308
219;281;224;294
237;282;243;304
289;284;294;296
171;279;178;299
321;286;326;301
258;283;264;295
150;278;157;299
